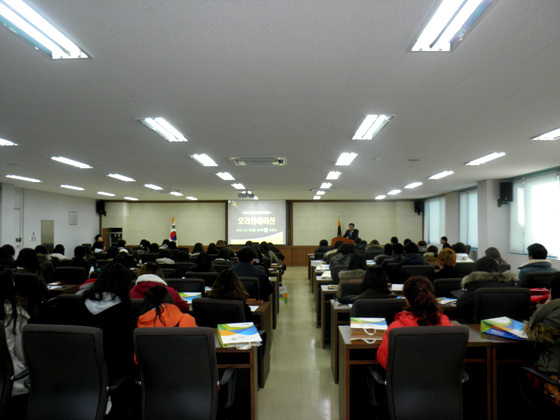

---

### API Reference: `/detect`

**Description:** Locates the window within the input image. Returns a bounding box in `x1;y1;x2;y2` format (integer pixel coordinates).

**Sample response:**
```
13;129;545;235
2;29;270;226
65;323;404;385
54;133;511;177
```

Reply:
459;189;478;248
510;173;560;258
424;196;445;244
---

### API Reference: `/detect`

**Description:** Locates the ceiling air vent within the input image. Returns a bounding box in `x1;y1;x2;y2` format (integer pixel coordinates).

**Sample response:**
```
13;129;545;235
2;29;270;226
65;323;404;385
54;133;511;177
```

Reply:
230;157;287;167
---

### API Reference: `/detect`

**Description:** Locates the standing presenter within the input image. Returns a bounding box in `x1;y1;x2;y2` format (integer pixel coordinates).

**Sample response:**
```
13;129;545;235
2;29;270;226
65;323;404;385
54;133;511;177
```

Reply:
343;223;359;240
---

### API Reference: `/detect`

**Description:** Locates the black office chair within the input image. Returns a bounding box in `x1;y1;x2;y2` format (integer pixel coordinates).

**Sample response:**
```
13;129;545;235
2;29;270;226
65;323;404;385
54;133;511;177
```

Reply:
47;294;83;324
22;324;126;420
314;252;325;260
192;298;246;328
53;267;88;285
497;263;511;273
13;273;43;321
401;265;435;282
131;298;145;317
0;321;14;418
350;298;405;325
139;253;159;263
331;265;349;285
239;277;260;300
454;262;476;277
433;278;462;298
525;272;557;289
474;287;531;323
166;278;205;295
385;262;402;283
134;327;235;420
185;272;218;288
519;366;560;416
337;279;362;299
211;260;233;273
175;262;195;276
95;259;111;270
365;250;382;260
161;268;178;279
369;326;469;420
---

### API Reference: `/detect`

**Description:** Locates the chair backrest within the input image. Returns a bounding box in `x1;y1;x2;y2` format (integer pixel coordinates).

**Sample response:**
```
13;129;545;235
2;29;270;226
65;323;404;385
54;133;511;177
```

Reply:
175;262;195;276
350;298;405;325
454;262;476;277
161;268;178;279
166;278;205;294
497;264;511;273
474;287;531;323
385;326;469;420
0;321;14;418
433;278;462;298
139;253;159;263
338;279;362;298
185;272;218;288
364;250;382;260
13;273;42;320
51;294;83;324
54;267;87;285
131;299;145;317
314;252;325;260
192;298;245;328
525;271;556;289
331;265;349;285
95;259;111;270
401;265;435;282
22;324;109;420
134;327;219;420
211;260;233;273
239;277;260;300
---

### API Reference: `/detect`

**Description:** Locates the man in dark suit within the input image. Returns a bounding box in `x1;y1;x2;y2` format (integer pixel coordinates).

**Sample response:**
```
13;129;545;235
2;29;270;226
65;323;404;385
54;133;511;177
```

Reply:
343;223;359;241
230;246;273;301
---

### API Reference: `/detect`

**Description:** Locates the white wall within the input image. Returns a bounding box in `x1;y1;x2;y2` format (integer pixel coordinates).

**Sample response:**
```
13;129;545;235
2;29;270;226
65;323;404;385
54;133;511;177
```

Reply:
104;202;226;246
292;201;423;246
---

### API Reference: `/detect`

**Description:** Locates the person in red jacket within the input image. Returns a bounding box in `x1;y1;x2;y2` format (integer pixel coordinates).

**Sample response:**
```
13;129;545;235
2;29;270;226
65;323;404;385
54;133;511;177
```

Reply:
130;262;190;313
376;276;453;369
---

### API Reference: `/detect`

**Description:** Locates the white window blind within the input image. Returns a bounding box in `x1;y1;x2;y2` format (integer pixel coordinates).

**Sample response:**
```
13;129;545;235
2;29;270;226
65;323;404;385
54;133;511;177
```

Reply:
424;196;445;245
459;189;478;249
509;173;560;257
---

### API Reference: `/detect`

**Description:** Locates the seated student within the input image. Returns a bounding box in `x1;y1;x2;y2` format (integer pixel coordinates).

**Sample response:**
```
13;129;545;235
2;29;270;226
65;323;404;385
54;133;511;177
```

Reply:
323;240;343;262
137;286;197;328
191;252;216;272
137;239;151;254
517;243;558;288
160;239;170;249
338;266;396;303
117;240;130;254
455;256;518;322
431;248;462;280
374;243;393;266
190;243;205;258
315;239;330;254
207;243;218;255
70;245;94;275
34;245;55;282
367;240;383;251
440;236;448;246
130;262;190;313
0;244;17;268
207;270;253;321
0;266;30;398
149;242;160;253
337;254;367;288
484;247;508;265
155;249;175;265
381;243;405;283
92;234;105;253
216;240;235;259
376;276;453;369
417;240;428;253
50;244;69;263
260;242;279;264
524;273;560;374
14;248;49;299
390;236;399;245
401;242;427;266
230;247;273;301
452;242;474;263
267;243;285;262
423;245;439;266
329;243;356;272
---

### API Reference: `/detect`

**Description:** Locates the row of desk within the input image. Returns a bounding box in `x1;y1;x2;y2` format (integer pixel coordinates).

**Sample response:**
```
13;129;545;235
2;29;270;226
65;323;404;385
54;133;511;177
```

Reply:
306;256;532;420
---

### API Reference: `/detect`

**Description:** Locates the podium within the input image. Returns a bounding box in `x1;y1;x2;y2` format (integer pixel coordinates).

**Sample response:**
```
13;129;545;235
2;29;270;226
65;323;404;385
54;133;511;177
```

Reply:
331;236;355;246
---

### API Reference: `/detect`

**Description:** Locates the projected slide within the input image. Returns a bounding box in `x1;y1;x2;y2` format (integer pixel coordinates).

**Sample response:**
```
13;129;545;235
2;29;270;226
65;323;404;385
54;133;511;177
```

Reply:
228;200;286;245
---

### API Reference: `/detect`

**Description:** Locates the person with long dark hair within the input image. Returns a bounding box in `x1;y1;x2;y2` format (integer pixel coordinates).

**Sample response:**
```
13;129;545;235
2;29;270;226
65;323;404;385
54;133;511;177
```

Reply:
208;270;253;320
137;286;197;328
376;276;453;369
14;248;49;298
0;266;29;397
191;252;216;272
338;266;396;303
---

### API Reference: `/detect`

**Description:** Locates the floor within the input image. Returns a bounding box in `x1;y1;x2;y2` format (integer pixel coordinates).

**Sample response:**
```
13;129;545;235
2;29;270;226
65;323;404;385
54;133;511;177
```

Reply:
258;266;339;419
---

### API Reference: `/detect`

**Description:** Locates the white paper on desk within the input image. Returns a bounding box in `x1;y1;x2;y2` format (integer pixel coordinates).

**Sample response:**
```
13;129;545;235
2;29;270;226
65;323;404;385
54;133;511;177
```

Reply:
320;271;332;280
47;285;63;290
249;306;259;312
391;284;404;292
438;298;457;305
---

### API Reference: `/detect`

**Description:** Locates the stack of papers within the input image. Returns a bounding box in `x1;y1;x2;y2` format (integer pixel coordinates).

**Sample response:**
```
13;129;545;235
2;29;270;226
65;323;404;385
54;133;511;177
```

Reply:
217;322;262;348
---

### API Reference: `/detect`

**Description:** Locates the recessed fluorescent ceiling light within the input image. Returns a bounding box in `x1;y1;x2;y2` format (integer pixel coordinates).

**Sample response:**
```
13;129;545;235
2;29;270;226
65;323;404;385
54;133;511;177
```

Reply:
532;127;560;141
107;173;135;182
6;174;41;183
465;152;505;166
185;196;197;200
428;170;454;180
320;182;332;189
0;0;89;59
352;115;392;140
140;117;188;142
216;172;235;181
0;138;17;146
336;153;358;166
253;196;259;200
60;185;84;191
313;196;321;200
97;192;115;197
192;154;218;167
144;184;163;190
387;189;402;196
170;191;183;196
375;195;386;200
316;191;326;196
231;183;245;190
405;182;423;189
326;171;342;180
51;156;92;169
124;196;139;201
411;0;495;52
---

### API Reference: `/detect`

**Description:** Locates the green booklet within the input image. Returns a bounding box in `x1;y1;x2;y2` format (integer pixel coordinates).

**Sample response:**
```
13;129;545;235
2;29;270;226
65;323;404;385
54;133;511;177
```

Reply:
217;322;262;348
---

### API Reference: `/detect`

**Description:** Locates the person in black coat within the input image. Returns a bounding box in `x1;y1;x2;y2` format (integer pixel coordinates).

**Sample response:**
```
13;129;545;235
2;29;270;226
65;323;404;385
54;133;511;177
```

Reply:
230;247;273;301
343;223;359;241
